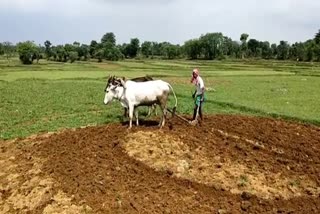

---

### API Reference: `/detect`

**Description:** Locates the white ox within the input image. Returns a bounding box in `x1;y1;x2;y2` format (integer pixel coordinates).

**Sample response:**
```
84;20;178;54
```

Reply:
104;76;177;128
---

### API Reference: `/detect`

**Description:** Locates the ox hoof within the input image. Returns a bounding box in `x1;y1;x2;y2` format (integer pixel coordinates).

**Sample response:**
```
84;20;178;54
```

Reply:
189;120;198;126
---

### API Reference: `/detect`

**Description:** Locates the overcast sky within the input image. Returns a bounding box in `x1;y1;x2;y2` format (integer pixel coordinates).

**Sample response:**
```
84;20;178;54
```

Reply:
0;0;319;45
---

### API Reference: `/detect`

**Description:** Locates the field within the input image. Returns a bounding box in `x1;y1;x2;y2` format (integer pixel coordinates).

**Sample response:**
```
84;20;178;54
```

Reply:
1;58;320;140
0;58;320;213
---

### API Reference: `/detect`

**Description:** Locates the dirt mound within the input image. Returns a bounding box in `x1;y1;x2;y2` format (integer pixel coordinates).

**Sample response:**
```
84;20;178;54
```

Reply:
1;115;320;213
124;130;318;200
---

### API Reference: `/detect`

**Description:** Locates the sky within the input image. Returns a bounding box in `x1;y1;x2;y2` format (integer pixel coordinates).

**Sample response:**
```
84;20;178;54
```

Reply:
0;0;319;45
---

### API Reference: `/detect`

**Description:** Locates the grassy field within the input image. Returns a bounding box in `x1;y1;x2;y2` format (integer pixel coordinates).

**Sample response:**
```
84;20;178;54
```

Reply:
1;58;320;140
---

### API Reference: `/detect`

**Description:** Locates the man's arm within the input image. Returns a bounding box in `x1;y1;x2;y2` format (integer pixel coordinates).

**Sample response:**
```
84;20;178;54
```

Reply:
200;87;205;101
199;78;205;101
192;90;196;98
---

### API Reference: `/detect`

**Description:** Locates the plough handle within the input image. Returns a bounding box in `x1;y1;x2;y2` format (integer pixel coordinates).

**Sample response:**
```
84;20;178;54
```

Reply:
167;108;190;123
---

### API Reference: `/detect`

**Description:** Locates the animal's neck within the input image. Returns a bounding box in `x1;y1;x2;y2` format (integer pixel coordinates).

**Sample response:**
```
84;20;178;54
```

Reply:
116;87;125;101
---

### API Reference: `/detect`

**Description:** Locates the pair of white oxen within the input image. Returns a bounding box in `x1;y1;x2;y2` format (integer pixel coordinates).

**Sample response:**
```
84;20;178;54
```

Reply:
104;76;178;128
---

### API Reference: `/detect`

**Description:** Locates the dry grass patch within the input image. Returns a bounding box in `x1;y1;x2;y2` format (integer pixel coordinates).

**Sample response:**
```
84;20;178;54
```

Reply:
124;131;320;199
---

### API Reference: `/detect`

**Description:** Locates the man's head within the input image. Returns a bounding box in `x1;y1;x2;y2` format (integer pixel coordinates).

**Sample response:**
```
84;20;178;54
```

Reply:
191;68;199;83
192;68;199;77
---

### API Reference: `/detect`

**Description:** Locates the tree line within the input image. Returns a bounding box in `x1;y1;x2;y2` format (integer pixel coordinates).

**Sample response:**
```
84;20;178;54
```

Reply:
0;30;319;64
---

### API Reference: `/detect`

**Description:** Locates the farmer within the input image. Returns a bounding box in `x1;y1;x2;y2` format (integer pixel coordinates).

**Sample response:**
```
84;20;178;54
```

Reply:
190;68;205;123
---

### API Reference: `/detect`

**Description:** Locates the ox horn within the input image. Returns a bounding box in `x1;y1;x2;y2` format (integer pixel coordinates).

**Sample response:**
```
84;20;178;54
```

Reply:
119;78;126;89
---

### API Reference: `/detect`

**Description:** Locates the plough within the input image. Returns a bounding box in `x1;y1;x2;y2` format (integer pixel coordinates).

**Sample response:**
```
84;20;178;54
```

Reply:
167;105;200;126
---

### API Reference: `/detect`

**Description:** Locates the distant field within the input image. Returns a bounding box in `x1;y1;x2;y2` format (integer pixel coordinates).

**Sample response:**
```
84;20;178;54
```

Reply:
1;58;319;139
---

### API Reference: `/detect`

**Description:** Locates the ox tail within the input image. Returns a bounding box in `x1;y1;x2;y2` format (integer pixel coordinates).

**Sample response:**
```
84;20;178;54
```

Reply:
167;83;178;117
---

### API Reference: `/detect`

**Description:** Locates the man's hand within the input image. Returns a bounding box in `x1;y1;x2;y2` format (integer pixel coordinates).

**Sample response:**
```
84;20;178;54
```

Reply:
200;94;204;102
192;92;196;99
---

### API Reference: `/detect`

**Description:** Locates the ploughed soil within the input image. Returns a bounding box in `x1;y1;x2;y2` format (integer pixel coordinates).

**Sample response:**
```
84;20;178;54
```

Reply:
1;115;320;214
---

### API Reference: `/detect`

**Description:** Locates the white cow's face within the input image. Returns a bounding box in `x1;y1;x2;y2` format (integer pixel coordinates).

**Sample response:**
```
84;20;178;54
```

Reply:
104;85;115;105
104;78;124;105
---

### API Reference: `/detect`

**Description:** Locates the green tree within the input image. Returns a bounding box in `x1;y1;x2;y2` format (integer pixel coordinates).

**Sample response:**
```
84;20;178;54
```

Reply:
3;42;15;62
313;30;320;61
69;51;78;63
141;41;152;58
314;29;320;44
77;44;89;60
221;36;235;57
50;46;58;61
199;33;224;59
276;41;290;60
256;47;263;58
16;41;39;64
64;43;75;53
55;45;67;62
159;42;181;59
104;46;123;61
32;45;43;63
289;42;304;61
314;44;320;62
240;33;249;59
230;41;241;58
89;40;98;56
151;42;162;56
119;43;129;58
73;41;80;47
183;39;201;59
100;33;124;60
94;48;104;62
304;40;315;61
0;43;4;55
240;33;249;43
260;41;272;59
271;43;277;59
101;32;116;46
44;40;52;59
247;39;259;57
126;38;140;58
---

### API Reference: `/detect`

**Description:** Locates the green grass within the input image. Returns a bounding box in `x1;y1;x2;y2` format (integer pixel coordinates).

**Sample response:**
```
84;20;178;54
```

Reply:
1;58;320;140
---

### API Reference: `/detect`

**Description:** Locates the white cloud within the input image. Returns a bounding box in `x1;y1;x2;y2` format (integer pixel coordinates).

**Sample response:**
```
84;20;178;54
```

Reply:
0;0;110;15
0;0;46;12
0;0;174;15
0;0;319;44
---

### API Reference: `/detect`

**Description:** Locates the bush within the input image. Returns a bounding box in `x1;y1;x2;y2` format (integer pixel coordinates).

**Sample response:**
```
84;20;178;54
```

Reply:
16;41;38;64
104;47;124;61
68;51;78;63
217;54;226;60
94;49;104;62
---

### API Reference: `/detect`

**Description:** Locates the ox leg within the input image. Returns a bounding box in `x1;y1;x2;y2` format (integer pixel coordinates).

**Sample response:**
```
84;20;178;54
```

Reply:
146;105;157;117
158;104;167;128
134;108;139;126
124;107;127;117
158;105;163;127
146;106;151;117
128;105;134;129
154;104;158;116
158;92;169;128
161;108;167;127
123;107;128;121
